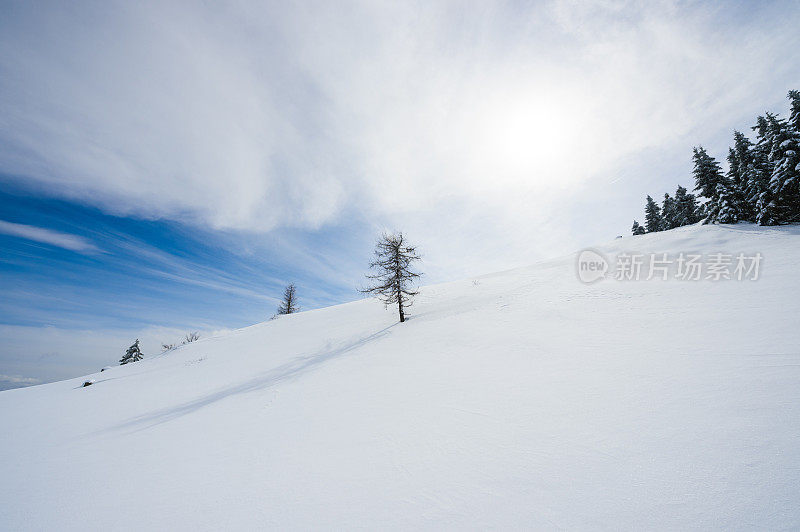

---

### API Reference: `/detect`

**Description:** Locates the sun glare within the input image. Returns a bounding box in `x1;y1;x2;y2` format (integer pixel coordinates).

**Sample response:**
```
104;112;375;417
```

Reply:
475;92;578;187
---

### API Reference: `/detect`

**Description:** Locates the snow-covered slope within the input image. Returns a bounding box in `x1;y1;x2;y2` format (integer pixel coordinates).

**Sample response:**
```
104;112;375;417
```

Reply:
2;224;799;530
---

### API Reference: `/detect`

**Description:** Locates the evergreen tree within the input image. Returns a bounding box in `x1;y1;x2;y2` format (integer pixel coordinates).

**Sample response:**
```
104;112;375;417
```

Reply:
789;89;800;132
786;90;800;220
120;339;143;365
361;232;421;323
626;90;800;233
692;146;725;199
674;185;699;226
631;220;646;235
695;201;708;222
692;146;726;223
661;193;678;229
644;195;663;232
767;95;800;222
276;284;300;315
714;182;739;224
749;114;782;225
727;131;755;221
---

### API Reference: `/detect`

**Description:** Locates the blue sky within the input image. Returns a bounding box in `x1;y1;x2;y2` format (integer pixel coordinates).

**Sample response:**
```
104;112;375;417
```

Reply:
0;184;363;330
0;180;378;388
1;0;799;388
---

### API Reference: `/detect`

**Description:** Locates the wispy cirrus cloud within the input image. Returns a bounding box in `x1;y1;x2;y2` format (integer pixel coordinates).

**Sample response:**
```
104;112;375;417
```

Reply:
0;220;100;253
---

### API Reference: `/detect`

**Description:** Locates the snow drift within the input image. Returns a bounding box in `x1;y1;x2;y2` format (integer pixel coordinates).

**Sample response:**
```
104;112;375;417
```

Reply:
1;224;799;530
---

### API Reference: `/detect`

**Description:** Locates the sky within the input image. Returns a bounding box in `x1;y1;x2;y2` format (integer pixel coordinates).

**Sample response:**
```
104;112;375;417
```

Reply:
1;0;799;389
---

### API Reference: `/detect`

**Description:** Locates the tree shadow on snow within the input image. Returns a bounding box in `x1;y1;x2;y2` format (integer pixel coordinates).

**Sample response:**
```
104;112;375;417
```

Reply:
96;323;397;435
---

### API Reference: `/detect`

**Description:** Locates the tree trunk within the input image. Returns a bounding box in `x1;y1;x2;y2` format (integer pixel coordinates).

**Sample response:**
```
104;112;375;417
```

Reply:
398;299;405;322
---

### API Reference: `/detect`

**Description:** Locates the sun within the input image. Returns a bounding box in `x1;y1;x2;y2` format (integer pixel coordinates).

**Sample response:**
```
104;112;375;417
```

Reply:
472;88;580;188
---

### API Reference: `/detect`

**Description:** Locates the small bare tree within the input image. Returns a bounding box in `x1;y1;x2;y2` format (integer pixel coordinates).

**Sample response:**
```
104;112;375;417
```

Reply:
183;332;200;344
361;232;421;323
277;284;300;315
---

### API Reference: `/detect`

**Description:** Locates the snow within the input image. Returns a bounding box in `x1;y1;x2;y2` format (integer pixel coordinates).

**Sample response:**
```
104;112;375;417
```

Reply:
1;223;799;530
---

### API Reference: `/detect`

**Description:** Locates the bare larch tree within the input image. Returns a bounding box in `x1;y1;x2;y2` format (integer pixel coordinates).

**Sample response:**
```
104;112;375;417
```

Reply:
277;283;300;315
361;232;421;323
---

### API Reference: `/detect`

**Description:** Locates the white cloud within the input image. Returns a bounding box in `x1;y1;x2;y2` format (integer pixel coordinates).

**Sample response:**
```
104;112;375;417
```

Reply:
0;220;100;253
0;374;40;385
0;0;798;273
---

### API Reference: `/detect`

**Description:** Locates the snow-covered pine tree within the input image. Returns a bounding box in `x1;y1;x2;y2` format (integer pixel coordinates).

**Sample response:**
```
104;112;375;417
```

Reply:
749;114;780;225
644;195;663;233
767;93;800;223
624;90;800;234
727;131;755;222
120;339;143;365
692;146;726;223
673;185;699;226
789;90;800;132
695;201;708;222
714;182;739;224
785;89;800;221
631;220;646;235
692;146;725;199
361;232;421;323
276;284;300;315
661;193;678;230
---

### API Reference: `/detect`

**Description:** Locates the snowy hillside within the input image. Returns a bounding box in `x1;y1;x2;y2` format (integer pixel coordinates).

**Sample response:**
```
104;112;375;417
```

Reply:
1;224;799;530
